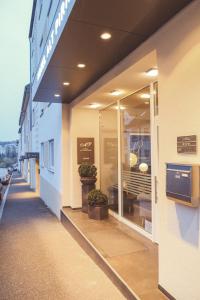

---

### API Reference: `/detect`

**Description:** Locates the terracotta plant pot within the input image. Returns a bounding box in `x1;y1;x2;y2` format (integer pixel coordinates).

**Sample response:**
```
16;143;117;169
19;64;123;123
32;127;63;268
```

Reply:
88;204;108;220
80;177;97;213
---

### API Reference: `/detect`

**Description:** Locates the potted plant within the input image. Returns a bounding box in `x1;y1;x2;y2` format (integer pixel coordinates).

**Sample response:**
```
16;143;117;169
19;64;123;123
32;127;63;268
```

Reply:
88;189;108;220
78;163;97;213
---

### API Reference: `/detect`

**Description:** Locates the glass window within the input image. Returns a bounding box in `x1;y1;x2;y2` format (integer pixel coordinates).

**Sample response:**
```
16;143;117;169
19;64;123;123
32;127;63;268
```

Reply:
32;109;35;127
39;36;43;48
38;1;43;20
47;0;53;16
44;141;48;168
40;143;44;167
153;82;159;116
48;140;54;171
120;86;152;233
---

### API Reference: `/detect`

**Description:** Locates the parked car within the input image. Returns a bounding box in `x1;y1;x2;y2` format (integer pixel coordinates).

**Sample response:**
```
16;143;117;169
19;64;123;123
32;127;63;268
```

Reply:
1;174;11;185
0;183;3;202
8;167;13;175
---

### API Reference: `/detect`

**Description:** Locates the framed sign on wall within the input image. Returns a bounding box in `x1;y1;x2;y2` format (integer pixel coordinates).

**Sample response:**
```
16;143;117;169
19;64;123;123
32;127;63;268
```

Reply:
177;135;197;154
77;138;94;164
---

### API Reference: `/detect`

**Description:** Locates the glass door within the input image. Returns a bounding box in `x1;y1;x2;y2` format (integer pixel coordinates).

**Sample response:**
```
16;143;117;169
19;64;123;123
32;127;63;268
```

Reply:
100;103;118;214
120;86;152;233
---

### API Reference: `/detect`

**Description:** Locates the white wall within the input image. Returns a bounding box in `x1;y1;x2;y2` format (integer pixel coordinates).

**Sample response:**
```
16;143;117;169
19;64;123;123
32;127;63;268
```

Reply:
30;101;40;191
61;103;70;207
30;103;99;215
20;101;31;182
67;108;100;208
39;103;62;218
156;2;200;299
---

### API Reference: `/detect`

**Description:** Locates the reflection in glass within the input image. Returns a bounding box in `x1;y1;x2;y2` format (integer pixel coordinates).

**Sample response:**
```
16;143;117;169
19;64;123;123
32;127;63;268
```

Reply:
121;86;152;233
100;104;118;213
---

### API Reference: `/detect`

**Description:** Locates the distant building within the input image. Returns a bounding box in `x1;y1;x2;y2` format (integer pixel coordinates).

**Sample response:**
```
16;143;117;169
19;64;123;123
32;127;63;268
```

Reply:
0;145;5;156
18;85;32;183
0;142;18;157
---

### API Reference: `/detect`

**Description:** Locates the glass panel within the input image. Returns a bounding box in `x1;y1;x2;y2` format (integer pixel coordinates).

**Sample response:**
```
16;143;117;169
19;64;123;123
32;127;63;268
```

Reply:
121;86;152;233
100;103;118;213
153;82;158;116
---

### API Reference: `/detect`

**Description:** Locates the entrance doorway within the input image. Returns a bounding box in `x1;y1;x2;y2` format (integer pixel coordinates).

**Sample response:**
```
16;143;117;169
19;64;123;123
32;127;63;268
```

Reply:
121;86;152;232
100;83;158;239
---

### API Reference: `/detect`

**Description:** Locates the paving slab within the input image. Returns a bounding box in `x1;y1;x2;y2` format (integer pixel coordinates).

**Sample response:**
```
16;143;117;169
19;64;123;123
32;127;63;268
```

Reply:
0;175;125;300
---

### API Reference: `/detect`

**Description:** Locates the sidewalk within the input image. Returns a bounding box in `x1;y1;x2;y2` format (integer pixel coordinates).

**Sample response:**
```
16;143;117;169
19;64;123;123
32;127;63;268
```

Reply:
0;175;125;300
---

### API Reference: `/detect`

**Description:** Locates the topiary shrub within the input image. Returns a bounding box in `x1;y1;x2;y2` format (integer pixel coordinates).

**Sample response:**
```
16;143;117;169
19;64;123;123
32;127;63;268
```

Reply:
88;189;108;206
78;163;97;178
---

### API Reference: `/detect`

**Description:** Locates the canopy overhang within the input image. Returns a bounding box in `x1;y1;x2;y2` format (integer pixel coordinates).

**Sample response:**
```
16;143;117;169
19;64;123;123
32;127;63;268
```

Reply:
32;0;193;104
25;152;40;160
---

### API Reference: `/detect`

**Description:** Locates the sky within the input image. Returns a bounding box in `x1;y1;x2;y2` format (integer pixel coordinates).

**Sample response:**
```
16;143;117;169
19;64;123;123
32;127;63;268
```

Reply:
0;0;33;141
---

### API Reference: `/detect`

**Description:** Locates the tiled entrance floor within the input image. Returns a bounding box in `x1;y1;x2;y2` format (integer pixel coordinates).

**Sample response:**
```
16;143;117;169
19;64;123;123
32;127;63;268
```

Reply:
62;208;167;300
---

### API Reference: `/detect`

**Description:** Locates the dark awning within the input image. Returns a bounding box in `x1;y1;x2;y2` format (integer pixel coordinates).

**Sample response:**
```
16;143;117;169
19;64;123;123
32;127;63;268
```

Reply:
19;156;25;161
33;0;193;103
25;152;40;160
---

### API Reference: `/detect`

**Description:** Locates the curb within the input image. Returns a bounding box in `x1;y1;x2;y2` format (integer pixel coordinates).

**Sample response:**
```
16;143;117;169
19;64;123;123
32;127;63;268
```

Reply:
0;175;12;221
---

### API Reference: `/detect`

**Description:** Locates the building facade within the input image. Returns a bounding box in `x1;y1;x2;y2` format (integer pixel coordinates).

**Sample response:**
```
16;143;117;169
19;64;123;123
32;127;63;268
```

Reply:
18;84;32;182
18;0;200;299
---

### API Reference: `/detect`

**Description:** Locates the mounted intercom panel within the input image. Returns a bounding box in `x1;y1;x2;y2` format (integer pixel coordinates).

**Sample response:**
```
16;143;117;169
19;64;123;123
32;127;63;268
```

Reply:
166;163;200;207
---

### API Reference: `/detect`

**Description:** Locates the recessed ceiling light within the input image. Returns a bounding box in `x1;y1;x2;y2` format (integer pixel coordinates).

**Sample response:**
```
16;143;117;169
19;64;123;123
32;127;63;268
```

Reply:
89;103;101;109
100;32;112;40
77;63;86;68
114;105;126;110
63;82;70;86
146;68;158;77
140;93;151;99
54;94;60;97
110;90;123;96
144;101;149;105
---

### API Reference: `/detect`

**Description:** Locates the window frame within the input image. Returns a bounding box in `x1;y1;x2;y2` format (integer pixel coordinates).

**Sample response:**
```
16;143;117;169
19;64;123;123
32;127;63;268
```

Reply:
39;35;43;48
38;2;43;20
47;0;53;17
48;139;55;172
40;142;44;168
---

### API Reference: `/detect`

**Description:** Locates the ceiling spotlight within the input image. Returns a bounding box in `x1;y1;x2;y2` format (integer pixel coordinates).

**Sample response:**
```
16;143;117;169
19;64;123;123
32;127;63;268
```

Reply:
77;63;86;68
100;32;112;40
114;105;126;110
89;103;101;109
140;93;151;99
146;68;158;77
54;94;60;97
110;90;123;96
63;82;70;86
144;101;149;105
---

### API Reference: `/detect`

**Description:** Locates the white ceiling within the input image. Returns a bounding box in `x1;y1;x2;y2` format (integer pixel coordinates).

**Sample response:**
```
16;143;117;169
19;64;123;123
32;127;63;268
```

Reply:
74;50;158;110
